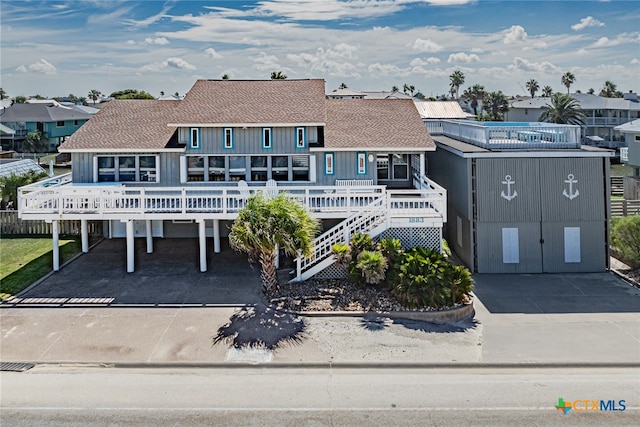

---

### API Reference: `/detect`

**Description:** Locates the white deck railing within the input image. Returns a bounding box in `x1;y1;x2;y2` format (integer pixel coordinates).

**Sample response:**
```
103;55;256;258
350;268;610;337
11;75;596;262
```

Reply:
18;182;447;221
441;120;581;149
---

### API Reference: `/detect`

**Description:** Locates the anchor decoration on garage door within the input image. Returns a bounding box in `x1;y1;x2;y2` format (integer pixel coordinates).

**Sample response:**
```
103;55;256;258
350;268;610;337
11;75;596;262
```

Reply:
500;175;518;201
562;174;579;200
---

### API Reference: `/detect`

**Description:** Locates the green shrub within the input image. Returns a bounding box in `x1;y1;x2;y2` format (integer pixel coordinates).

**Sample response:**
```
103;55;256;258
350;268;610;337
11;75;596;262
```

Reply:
349;233;374;256
392;247;474;310
611;215;640;268
331;242;351;268
377;238;404;287
356;250;388;285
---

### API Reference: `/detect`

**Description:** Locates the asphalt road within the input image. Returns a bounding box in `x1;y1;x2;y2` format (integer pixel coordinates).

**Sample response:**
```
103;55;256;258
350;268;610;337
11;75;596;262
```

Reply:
2;366;638;426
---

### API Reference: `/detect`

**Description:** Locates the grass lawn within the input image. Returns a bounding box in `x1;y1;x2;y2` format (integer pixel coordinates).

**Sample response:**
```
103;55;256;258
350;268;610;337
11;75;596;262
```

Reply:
611;164;633;176
0;237;81;299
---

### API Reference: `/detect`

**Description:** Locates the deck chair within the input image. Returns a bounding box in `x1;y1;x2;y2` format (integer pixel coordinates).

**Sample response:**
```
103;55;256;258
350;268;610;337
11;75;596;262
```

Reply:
265;179;278;198
237;180;250;197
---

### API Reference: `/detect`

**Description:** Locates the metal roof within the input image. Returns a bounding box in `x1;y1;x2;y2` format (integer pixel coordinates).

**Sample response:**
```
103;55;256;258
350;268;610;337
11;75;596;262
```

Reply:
0;159;47;178
615;119;640;132
0;103;93;123
414;101;468;119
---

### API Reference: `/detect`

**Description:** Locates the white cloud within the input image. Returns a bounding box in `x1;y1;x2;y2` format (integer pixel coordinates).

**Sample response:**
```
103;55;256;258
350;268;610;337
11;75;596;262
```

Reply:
205;47;223;58
124;3;173;28
577;48;589;56
287;43;359;75
367;62;405;77
571;16;605;31
447;52;480;64
144;37;169;45
412;38;443;53
163;57;195;70
503;25;527;44
16;58;57;75
253;52;282;71
126;39;135;45
631;58;640;65
507;56;559;73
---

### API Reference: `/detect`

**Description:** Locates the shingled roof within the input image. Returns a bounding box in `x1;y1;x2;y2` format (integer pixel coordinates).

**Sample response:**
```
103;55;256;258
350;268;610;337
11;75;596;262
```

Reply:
169;79;327;126
324;99;435;151
60;100;180;152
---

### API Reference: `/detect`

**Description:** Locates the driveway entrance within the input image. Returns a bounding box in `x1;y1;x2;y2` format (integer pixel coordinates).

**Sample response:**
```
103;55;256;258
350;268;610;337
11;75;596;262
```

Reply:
8;238;262;306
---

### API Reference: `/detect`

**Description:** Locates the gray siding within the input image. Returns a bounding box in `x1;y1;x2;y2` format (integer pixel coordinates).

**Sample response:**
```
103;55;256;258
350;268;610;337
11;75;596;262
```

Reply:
314;151;376;186
476;221;542;274
541;221;607;273
428;148;471;217
71;152;179;185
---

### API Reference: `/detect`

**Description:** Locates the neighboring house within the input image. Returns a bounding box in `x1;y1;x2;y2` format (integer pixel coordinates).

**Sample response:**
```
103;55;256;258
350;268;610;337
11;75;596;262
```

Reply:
428;120;613;273
0;101;93;151
414;101;470;134
615;119;640;198
18;79;447;279
507;93;640;150
361;91;414;100
326;88;366;99
0;158;46;178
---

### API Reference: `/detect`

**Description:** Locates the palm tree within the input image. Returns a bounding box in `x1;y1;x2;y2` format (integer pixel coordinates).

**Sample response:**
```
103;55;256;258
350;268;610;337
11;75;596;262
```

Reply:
88;89;101;105
449;70;465;99
221;74;230;80
270;71;287;80
0;88;7;100
391;85;399;92
539;93;586;125
462;84;486;116
484;91;509;121
229;193;319;292
525;79;540;98
22;130;47;153
542;86;553;97
561;72;575;94
587;88;595;95
339;82;348;89
599;80;617;98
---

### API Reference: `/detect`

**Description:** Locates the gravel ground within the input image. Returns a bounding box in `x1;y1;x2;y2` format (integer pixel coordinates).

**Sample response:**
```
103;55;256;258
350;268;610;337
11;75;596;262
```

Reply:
610;257;640;288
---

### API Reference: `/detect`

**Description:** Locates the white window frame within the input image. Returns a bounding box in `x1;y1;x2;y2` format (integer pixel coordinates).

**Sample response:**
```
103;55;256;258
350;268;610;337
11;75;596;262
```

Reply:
190;128;200;149
296;127;306;149
262;128;272;149
94;154;159;183
224;128;234;149
325;153;334;175
357;152;367;175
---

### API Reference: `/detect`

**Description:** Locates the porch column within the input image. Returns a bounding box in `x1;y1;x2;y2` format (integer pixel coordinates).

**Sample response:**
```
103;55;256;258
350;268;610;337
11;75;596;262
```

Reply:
198;220;207;272
52;220;60;271
126;220;135;273
81;219;89;253
145;220;153;254
213;219;221;253
419;153;425;177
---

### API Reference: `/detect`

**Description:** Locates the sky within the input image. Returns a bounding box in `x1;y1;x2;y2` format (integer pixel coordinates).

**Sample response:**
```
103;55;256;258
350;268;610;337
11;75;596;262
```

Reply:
1;0;639;99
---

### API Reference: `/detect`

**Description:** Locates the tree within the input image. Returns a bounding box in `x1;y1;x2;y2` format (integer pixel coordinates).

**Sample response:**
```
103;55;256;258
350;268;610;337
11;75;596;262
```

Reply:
599;80;622;98
14;96;26;104
270;71;287;80
0;88;7;100
22;130;47;153
539;92;586;125
339;82;348;89
542;86;553;97
525;79;540;98
484;91;509;121
109;89;154;99
229;193;319;292
391;85;399;92
561;72;575;94
0;170;48;209
88;89;102;105
221;74;230;80
402;84;415;96
462;84;486;116
587;88;595;95
449;70;465;99
160;91;165;96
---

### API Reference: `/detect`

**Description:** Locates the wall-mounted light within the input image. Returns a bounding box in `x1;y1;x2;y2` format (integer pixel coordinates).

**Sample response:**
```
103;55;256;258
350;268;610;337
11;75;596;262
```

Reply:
368;154;374;163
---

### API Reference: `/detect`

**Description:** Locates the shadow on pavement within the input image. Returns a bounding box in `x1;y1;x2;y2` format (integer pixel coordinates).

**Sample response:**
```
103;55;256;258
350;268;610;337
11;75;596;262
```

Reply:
9;238;263;307
212;303;306;350
359;315;478;333
473;273;640;314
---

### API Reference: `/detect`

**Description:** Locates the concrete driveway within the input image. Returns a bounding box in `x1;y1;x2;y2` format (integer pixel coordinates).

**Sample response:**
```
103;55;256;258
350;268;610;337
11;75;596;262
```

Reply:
7;238;263;307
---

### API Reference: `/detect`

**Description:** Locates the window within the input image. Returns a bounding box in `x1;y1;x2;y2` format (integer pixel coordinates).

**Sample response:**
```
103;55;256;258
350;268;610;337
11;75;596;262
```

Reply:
357;152;367;175
635;135;640;142
96;155;158;183
224;128;234;149
296;127;306;148
393;154;408;180
262;128;272;149
251;156;268;181
190;128;200;149
73;120;79;126
229;155;245;180
292;155;309;181
325;153;334;175
187;156;205;181
376;155;389;180
208;156;225;181
377;154;409;181
502;228;519;264
56;121;65;127
272;156;289;181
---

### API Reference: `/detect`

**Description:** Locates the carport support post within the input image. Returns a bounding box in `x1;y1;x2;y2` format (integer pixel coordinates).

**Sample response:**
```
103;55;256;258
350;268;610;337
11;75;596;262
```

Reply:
145;220;153;254
51;220;60;271
420;153;425;177
213;219;221;253
198;219;207;272
81;219;89;253
125;220;135;273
